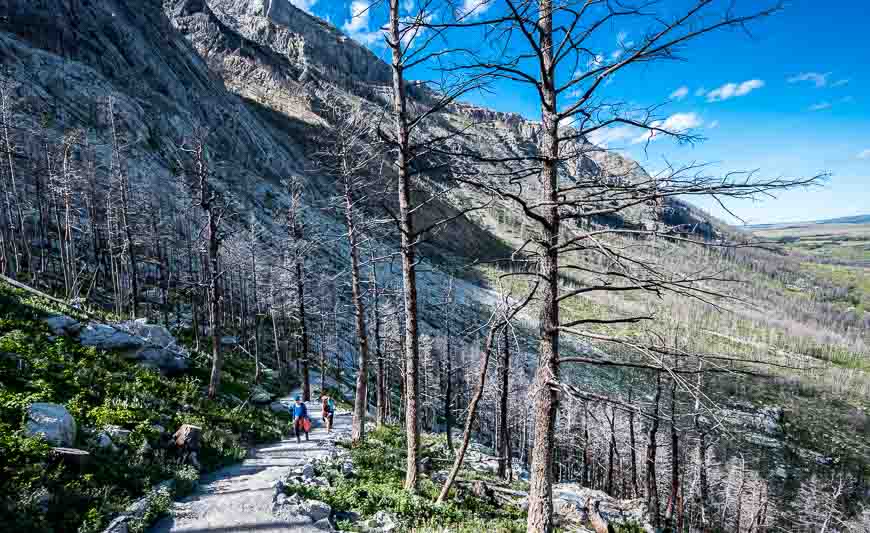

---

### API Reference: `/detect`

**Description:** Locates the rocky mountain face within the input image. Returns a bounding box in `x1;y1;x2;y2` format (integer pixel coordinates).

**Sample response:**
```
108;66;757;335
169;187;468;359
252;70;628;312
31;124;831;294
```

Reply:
0;0;708;280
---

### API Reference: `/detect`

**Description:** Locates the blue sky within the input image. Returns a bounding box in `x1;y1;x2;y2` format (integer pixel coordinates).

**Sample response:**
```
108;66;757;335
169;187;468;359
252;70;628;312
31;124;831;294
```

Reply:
293;0;868;225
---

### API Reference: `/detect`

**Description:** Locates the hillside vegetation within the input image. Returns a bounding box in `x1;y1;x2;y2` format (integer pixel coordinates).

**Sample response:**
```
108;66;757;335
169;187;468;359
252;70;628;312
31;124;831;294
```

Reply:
0;280;291;531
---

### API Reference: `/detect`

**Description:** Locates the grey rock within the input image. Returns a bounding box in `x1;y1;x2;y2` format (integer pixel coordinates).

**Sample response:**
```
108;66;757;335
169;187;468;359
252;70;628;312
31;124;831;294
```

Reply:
44;314;81;335
313;517;333;531
301;499;331;522
271;401;289;414
94;432;118;451
341;460;354;477
79;324;143;351
105;425;132;444
139;439;152;455
430;470;448;484
137;346;189;373
25;403;76;447
121;318;176;349
34;487;52;514
363;511;398;532
551;484;653;533
251;386;273;404
301;463;315;480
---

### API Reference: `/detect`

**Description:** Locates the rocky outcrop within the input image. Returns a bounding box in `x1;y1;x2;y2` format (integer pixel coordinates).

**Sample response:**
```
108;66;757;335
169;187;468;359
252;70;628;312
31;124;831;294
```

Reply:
102;479;175;533
25;403;76;447
272;490;334;529
551;484;653;533
44;314;82;336
79;324;145;351
250;386;273;404
77;319;189;372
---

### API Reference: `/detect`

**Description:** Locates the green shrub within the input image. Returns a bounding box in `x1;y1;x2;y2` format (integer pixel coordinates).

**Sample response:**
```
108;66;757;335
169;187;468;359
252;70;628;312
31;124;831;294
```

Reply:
284;425;525;531
173;465;200;497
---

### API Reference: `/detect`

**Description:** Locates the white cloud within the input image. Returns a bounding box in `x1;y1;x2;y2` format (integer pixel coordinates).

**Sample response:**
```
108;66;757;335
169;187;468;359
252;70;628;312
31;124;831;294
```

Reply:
857;149;870;159
587;125;637;148
708;120;720;129
831;78;850;87
343;0;370;33
808;101;831;111
694;87;707;97
459;0;492;19
706;79;765;102
617;31;629;45
632;112;703;144
290;0;317;13
669;86;689;101
788;71;831;88
342;0;380;45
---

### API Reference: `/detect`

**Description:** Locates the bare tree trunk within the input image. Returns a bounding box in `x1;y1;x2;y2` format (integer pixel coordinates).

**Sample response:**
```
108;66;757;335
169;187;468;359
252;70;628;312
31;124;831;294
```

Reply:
346;178;370;443
319;305;327;393
285;181;311;400
606;407;616;495
646;373;662;529
437;323;501;503
695;360;709;531
388;0;420;492
497;327;512;479
665;372;680;527
250;219;261;384
295;258;310;399
581;403;590;487
108;99;139;317
628;390;640;499
444;279;454;452
188;136;223;400
527;1;560;529
205;208;221;398
371;260;386;427
0;82;27;276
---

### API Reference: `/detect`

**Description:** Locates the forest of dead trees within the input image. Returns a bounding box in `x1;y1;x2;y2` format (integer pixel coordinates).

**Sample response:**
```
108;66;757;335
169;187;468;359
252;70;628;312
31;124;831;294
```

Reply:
1;0;869;531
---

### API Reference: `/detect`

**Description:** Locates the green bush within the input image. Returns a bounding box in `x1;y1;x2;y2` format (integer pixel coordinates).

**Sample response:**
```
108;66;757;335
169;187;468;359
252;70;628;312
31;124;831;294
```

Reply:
284;425;525;532
173;465;200;497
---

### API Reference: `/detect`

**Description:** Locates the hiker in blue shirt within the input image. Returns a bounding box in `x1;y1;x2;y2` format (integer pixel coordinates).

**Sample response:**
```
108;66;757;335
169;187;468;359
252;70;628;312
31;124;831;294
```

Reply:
289;395;310;443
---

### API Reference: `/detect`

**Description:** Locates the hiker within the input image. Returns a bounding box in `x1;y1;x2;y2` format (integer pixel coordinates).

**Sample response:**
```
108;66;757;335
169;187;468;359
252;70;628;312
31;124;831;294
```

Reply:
320;394;335;433
289;395;310;443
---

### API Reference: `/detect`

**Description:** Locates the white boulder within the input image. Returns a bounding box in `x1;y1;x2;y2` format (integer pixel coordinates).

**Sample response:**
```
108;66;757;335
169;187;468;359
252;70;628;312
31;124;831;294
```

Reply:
25;403;76;447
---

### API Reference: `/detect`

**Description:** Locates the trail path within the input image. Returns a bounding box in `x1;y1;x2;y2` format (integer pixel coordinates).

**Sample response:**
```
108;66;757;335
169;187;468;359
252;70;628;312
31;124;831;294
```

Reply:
150;393;349;533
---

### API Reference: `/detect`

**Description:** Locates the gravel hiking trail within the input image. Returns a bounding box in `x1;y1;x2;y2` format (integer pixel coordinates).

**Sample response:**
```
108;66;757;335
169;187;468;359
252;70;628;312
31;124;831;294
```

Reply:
150;394;349;533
